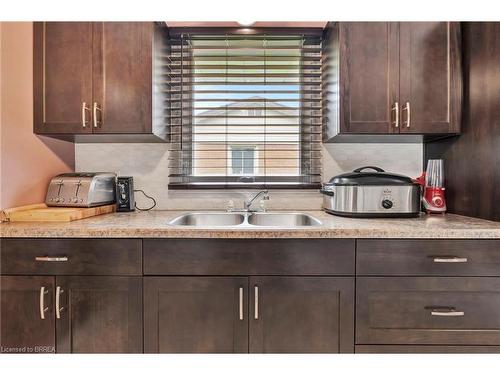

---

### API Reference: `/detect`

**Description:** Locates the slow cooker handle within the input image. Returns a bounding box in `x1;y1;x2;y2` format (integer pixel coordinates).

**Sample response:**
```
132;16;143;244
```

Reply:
353;166;385;173
320;187;335;196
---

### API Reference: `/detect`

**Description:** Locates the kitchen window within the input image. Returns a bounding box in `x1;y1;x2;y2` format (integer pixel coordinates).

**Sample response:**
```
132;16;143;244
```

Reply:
167;30;322;189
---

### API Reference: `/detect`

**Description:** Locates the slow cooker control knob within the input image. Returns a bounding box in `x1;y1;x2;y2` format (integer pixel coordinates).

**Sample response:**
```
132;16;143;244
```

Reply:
382;199;393;209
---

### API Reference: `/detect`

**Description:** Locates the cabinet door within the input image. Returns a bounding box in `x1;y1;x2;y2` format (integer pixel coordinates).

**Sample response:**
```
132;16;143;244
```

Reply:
339;22;399;133
33;22;93;134
249;277;354;353
144;277;248;353
92;22;152;134
0;276;55;353
55;276;142;353
399;22;462;134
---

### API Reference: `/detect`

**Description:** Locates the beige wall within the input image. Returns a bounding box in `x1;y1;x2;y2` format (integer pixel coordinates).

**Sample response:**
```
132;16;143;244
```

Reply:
75;142;423;210
0;22;74;209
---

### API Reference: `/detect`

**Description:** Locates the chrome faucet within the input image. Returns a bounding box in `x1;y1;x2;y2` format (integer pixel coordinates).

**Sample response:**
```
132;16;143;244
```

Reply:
244;190;269;212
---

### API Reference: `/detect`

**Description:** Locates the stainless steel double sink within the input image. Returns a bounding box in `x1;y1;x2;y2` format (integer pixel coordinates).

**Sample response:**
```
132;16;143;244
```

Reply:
168;212;322;228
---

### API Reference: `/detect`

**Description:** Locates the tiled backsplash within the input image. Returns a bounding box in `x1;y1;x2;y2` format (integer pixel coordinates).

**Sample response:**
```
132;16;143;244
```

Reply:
75;143;423;210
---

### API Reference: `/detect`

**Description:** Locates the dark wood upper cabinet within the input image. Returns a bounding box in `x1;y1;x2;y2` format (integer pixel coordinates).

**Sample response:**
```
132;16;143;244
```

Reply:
144;277;249;353
55;276;142;353
249;277;354;353
339;22;399;134
33;22;168;141
425;23;500;222
33;22;93;134
92;22;152;134
1;276;56;353
324;22;462;140
399;22;462;134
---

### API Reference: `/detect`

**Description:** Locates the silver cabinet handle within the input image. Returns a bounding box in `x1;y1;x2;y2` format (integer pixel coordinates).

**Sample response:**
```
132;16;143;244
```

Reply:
429;307;464;317
432;256;468;263
39;286;49;320
391;102;399;128
254;286;259;320
93;102;102;128
35;256;68;262
56;286;64;319
239;287;244;321
81;102;90;128
403;101;411;128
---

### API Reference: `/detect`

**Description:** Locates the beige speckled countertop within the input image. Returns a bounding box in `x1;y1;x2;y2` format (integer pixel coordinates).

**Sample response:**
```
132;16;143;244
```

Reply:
1;210;500;239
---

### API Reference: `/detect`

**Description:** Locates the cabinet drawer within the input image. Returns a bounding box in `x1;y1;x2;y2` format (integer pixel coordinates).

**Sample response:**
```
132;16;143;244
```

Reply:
356;277;500;345
357;240;500;276
144;239;355;275
0;239;142;275
356;345;500;353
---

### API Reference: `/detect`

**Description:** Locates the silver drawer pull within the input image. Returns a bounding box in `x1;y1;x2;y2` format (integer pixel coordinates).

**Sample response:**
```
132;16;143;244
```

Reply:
431;310;464;317
431;310;465;316
428;306;465;317
239;287;244;321
432;256;468;263
391;102;399;128
56;286;64;319
39;286;49;320
254;286;259;320
93;102;102;128
35;256;68;262
402;101;411;128
81;102;90;128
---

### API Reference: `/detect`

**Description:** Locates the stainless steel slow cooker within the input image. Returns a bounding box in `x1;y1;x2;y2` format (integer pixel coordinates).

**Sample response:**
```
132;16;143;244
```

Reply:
320;166;421;218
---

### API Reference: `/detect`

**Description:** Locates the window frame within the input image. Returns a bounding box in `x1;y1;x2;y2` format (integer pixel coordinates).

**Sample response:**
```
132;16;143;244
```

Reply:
227;145;259;176
167;27;323;190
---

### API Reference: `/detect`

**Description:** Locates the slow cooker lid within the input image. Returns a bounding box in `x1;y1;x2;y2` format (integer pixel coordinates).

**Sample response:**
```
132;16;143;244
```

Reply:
326;166;416;186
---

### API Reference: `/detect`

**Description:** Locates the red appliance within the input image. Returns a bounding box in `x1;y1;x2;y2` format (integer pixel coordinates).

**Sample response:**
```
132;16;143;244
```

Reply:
422;159;446;214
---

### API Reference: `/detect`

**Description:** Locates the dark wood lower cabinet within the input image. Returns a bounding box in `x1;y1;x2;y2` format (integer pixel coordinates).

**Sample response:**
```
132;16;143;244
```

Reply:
144;239;355;276
0;276;55;353
357;239;500;276
357;277;500;346
249;277;354;353
3;238;500;354
1;238;142;276
356;345;500;353
143;276;354;353
144;277;249;353
56;276;142;353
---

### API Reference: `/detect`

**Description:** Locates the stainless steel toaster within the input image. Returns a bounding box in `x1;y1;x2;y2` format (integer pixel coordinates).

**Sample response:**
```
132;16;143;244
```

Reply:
45;172;116;207
320;166;421;218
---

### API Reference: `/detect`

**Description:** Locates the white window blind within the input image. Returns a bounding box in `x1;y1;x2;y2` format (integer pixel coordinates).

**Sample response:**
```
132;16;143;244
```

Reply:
167;32;322;189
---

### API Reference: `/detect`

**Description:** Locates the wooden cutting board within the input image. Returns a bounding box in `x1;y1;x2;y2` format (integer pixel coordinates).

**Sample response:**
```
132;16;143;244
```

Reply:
0;203;116;222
